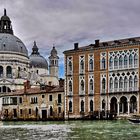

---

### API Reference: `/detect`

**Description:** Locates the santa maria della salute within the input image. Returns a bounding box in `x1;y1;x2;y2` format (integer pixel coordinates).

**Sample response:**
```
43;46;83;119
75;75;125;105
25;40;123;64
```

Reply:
0;9;59;91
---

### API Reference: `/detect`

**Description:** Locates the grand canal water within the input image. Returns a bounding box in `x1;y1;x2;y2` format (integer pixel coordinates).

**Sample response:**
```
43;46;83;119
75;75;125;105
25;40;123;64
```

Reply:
0;120;140;140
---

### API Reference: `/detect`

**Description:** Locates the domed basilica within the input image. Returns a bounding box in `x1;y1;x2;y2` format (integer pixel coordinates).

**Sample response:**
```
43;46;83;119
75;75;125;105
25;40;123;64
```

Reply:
0;9;59;93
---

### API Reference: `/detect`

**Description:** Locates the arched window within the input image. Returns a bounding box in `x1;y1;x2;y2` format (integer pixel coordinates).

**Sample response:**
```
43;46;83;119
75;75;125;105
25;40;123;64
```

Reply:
119;77;123;89
89;79;93;91
101;58;106;69
134;54;138;67
81;100;84;112
129;76;133;88
0;66;3;78
124;77;128;90
129;54;133;67
114;56;118;68
68;61;72;72
81;80;84;91
90;100;93;112
102;78;106;91
134;76;138;89
6;66;12;78
69;81;72;92
109;57;113;69
89;59;93;71
114;77;118;89
124;55;127;68
80;60;84;70
109;78;113;90
119;56;123;68
69;101;72;112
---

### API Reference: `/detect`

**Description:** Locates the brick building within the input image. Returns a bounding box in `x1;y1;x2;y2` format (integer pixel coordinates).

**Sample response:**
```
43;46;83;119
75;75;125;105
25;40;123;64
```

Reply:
0;80;64;120
64;38;140;119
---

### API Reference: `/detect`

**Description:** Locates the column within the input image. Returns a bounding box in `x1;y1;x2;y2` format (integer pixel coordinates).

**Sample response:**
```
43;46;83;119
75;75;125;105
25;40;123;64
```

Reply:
128;101;130;115
117;102;119;116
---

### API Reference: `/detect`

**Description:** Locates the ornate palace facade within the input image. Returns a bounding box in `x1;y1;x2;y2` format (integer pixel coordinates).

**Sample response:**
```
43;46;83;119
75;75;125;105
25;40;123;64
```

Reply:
64;38;140;119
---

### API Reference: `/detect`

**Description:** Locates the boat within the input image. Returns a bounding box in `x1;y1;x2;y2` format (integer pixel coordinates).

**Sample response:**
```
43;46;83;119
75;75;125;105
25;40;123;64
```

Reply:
128;115;140;124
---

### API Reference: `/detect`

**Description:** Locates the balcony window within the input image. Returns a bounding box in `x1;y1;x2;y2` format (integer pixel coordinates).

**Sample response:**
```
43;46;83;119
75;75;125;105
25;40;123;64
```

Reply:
119;77;123;89
134;76;138;90
134;54;138;67
80;60;84;72
124;55;128;68
89;79;93;91
109;78;113;90
109;57;113;69
129;76;133;89
80;80;84;91
89;59;93;71
68;61;72;73
69;81;72;92
114;56;118;69
124;77;128;90
101;58;106;69
102;78;106;91
114;77;118;89
119;56;123;68
129;54;133;67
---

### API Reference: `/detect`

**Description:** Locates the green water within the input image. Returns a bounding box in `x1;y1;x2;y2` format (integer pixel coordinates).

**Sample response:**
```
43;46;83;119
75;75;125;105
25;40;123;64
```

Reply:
0;120;140;140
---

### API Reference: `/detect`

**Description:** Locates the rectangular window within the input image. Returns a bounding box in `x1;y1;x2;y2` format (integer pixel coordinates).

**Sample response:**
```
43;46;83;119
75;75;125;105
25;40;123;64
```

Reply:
20;109;23;115
42;95;45;98
49;95;52;101
29;109;31;115
58;107;61;113
58;94;62;104
19;97;22;104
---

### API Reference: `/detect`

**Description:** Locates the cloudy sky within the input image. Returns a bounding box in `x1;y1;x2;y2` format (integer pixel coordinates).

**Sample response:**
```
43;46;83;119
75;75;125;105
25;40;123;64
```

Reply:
0;0;140;77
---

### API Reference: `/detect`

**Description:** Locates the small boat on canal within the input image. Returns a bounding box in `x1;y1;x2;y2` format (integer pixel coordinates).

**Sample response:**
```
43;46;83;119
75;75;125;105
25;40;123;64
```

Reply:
128;115;140;124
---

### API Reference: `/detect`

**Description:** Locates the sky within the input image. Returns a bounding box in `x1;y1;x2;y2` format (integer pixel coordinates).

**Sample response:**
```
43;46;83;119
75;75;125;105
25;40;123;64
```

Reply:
0;0;140;78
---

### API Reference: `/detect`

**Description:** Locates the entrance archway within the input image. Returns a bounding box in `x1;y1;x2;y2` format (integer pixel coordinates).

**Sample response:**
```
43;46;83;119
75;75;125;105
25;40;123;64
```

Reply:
120;96;128;114
130;96;137;113
110;97;117;114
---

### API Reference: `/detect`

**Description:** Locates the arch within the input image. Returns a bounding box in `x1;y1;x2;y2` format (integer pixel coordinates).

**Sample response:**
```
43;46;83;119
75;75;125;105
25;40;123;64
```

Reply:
109;78;113;90
119;55;123;68
129;76;133;89
114;77;118;89
102;78;106;91
68;61;72;72
134;75;138;89
0;66;3;78
6;66;12;78
130;95;137;113
90;100;93;112
134;54;138;66
89;79;93;91
109;57;113;68
69;81;72;92
80;80;84;91
124;55;128;67
119;77;123;89
110;97;117;113
89;59;93;71
69;101;72;112
80;60;84;70
114;56;118;68
124;76;128;90
101;57;106;69
129;54;133;67
81;100;84;112
119;96;128;114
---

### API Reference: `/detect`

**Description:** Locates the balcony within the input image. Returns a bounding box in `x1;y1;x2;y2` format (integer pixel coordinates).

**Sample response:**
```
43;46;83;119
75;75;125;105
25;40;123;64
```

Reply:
79;91;85;96
89;90;94;96
67;92;73;97
67;71;73;76
101;89;106;95
79;69;85;75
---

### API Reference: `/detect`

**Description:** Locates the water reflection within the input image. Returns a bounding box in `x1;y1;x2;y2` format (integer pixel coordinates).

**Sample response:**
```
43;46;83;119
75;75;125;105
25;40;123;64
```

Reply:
0;120;140;140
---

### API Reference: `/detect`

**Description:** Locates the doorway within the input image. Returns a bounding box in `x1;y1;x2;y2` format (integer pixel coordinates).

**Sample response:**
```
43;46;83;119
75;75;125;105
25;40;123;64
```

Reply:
42;110;47;120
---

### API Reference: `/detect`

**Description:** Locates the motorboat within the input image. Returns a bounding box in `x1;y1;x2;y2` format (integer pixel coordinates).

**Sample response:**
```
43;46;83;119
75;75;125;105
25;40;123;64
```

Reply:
128;115;140;124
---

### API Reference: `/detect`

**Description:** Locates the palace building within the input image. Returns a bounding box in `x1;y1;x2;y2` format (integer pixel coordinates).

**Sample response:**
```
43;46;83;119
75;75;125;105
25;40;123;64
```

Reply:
0;9;60;115
64;38;140;119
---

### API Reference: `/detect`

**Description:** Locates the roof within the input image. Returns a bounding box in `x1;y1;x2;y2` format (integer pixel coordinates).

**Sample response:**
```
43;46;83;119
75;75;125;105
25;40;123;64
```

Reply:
63;36;140;54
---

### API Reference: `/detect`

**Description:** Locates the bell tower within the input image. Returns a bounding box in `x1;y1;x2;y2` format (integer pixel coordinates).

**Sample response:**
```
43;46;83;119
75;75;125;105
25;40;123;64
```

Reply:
49;45;59;77
0;9;13;34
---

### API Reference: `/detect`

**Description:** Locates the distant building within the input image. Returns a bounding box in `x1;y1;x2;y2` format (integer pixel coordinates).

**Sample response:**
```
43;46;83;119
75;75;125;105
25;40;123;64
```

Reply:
0;80;64;120
0;9;60;114
64;38;139;119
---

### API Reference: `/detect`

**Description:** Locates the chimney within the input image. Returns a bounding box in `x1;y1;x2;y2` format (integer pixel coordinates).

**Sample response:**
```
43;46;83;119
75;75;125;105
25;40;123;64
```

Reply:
26;80;30;89
95;39;99;47
74;43;79;50
59;78;64;87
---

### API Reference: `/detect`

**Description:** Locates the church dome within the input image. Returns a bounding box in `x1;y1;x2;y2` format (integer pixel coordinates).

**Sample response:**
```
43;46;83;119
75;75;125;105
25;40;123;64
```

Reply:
0;33;28;57
29;41;48;69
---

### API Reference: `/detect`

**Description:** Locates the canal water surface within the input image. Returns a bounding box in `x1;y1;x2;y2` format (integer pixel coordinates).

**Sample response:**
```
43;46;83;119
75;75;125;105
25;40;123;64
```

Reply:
0;120;140;140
